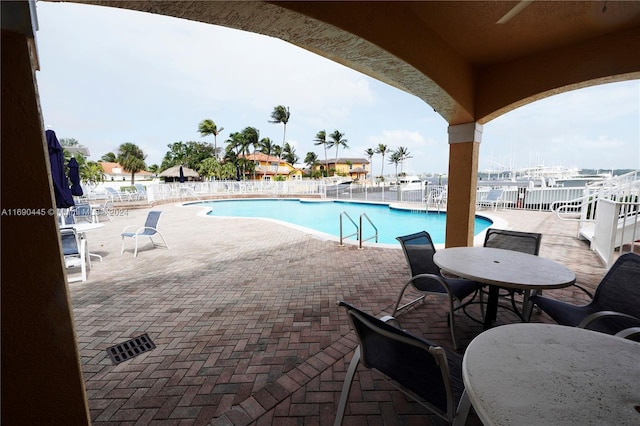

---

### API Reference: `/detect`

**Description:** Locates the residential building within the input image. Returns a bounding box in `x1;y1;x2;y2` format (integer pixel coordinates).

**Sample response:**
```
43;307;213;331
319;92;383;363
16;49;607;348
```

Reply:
99;161;154;182
313;158;369;181
239;153;302;180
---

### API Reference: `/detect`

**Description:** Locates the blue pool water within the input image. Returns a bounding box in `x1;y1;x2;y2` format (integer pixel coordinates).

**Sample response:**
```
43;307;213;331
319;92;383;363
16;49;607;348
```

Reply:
197;199;492;245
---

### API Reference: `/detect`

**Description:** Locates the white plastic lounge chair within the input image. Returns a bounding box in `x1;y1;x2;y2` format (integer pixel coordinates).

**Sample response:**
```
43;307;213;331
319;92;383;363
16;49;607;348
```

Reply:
133;184;148;201
105;186;131;202
477;188;504;210
121;211;169;257
60;228;88;282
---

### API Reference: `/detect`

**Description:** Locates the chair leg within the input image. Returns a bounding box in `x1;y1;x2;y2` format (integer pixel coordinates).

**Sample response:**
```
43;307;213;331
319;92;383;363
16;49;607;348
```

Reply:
334;347;361;426
134;238;139;258
452;390;472;426
121;237;126;255
448;300;459;350
392;281;425;316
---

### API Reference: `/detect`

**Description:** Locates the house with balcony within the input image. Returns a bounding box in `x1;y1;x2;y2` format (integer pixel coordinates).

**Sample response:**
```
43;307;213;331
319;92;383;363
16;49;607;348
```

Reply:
239;153;302;180
314;158;369;181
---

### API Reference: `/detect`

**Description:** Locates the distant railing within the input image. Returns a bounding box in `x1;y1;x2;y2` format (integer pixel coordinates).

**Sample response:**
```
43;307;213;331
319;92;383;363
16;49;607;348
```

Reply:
144;180;326;202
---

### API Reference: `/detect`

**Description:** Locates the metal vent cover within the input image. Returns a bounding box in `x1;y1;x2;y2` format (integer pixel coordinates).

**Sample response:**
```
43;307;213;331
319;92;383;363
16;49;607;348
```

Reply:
106;333;155;365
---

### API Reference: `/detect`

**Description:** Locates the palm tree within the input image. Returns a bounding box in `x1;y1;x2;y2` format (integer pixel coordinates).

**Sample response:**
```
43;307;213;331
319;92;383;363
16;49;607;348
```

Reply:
394;146;412;175
260;137;275;178
304;152;318;167
100;152;117;162
116;142;147;185
364;148;375;183
375;143;388;179
225;132;247;179
328;130;349;176
282;142;299;165
81;161;105;185
198;119;224;159
313;130;328;177
389;150;402;182
269;105;290;145
242;126;260;180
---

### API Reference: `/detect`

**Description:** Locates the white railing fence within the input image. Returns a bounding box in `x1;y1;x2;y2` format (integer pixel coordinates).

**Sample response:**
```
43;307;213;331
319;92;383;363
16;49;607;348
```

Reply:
589;198;640;267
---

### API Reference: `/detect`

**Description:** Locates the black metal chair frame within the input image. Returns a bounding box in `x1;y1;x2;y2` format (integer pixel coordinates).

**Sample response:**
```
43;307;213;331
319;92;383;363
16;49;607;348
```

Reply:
531;253;640;339
392;231;479;349
334;301;471;426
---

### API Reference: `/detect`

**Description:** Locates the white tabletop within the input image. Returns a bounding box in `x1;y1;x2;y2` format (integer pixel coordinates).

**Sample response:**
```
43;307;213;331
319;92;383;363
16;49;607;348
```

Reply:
463;323;640;425
433;247;575;290
61;222;105;233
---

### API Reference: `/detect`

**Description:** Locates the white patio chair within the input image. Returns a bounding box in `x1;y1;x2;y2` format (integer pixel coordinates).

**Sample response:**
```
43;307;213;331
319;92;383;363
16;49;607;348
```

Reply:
60;228;88;282
121;211;169;257
476;188;504;210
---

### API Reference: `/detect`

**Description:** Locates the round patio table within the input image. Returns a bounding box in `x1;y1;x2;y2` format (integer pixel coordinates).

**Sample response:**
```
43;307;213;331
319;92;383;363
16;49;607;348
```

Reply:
462;323;640;425
433;247;575;328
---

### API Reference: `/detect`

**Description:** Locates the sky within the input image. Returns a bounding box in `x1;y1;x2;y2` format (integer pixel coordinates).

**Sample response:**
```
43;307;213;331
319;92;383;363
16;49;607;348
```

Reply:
34;2;640;176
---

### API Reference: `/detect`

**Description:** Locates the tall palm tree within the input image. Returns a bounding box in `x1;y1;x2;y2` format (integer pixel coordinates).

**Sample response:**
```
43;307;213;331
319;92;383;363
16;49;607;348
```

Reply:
116;142;146;185
328;130;349;176
389;150;402;181
242;126;260;180
375;143;388;179
364;148;375;183
198;119;224;159
269;105;290;145
313;130;328;177
225;131;247;179
394;146;412;175
260;137;275;178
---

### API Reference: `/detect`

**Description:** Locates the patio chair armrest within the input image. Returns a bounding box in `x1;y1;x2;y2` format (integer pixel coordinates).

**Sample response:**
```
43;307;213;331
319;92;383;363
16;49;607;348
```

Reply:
121;224;141;233
577;310;640;329
408;273;452;292
615;327;640;339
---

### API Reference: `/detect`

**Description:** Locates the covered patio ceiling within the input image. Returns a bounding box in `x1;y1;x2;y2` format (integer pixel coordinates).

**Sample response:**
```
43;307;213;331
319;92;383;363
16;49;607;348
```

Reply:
70;0;640;124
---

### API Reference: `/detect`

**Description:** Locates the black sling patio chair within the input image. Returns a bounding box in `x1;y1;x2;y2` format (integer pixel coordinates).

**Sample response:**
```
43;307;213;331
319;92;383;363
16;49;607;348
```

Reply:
334;301;471;426
392;231;479;349
530;253;640;341
480;228;543;318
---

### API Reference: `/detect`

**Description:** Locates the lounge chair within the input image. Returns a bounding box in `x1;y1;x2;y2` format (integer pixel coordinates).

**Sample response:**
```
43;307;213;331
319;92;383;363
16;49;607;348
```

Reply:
121;211;169;257
60;228;88;282
392;231;480;349
334;301;471;426
476;188;504;210
530;253;640;340
105;186;131;202
133;184;148;201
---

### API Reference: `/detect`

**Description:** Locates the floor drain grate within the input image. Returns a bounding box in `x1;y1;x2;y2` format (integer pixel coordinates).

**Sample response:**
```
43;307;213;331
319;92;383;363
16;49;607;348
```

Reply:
106;333;155;365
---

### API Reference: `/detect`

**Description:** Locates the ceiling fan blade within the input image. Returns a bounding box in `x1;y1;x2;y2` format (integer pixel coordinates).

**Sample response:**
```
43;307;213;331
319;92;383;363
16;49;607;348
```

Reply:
497;0;534;24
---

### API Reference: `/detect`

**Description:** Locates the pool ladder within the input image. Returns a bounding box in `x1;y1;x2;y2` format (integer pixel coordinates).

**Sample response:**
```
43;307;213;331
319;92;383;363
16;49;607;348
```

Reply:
339;212;378;249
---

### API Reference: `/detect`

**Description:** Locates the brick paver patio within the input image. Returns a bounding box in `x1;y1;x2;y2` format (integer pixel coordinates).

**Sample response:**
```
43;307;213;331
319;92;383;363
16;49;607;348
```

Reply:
69;201;606;425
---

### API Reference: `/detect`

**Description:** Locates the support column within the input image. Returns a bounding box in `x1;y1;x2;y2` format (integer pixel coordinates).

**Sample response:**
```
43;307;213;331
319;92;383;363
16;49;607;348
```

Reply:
1;2;91;423
445;122;482;247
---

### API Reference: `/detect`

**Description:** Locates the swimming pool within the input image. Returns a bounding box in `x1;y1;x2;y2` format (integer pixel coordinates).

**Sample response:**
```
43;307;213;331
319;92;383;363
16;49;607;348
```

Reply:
193;199;493;246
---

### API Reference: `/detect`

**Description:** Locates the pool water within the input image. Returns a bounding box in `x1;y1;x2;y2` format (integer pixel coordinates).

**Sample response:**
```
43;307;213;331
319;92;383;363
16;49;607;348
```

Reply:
197;199;492;245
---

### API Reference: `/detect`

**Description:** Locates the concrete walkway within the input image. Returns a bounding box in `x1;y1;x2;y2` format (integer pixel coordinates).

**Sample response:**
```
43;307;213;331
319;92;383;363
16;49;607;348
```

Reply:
69;202;606;425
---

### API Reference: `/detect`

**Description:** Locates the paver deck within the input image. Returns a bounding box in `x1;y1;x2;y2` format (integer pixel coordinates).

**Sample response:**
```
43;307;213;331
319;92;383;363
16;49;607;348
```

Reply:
69;201;606;425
